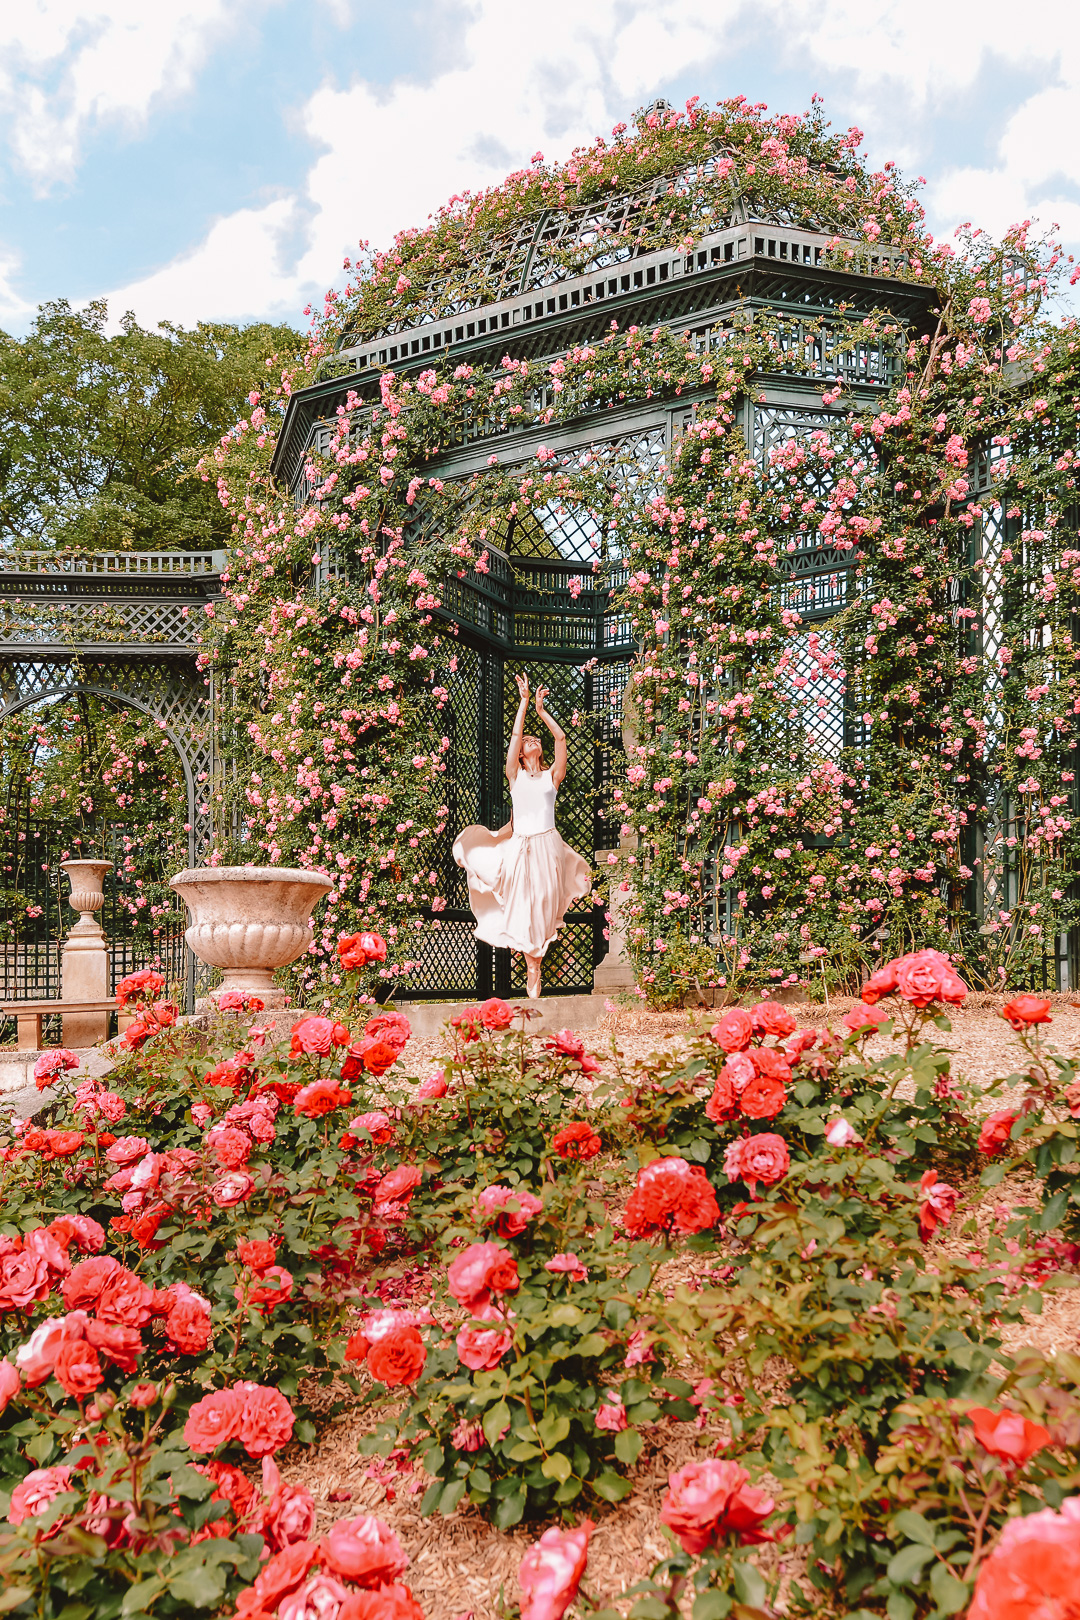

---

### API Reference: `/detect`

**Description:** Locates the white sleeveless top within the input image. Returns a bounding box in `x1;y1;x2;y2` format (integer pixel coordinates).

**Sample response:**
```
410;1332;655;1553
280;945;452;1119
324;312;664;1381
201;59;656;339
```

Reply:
510;767;557;836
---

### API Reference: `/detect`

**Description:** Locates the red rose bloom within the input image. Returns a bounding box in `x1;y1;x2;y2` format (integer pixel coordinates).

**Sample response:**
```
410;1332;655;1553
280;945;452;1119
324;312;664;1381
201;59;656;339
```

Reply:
456;1310;514;1371
342;1037;400;1079
968;1496;1080;1620
979;1109;1019;1156
95;1266;154;1328
661;1459;776;1554
238;1383;295;1458
723;1134;790;1196
62;1255;122;1312
749;1000;797;1038
184;1387;247;1453
289;1016;336;1057
969;1407;1051;1468
0;1242;51;1311
710;1008;753;1052
44;1129;85;1158
85;1319;144;1374
552;1122;601;1160
367;1324;426;1387
245;1267;294;1311
238;1240;278;1273
739;1070;787;1120
293;1078;350;1118
843;1004;890;1034
373;1164;422;1213
518;1521;593;1620
623;1157;720;1238
362;1012;411;1055
446;1242;520;1310
165;1286;213;1354
894;948;967;1008
705;1073;738;1124
860;960;899;1004
321;1513;407;1585
338;931;388;970
479;997;513;1031
236;1540;320;1616
211;1127;253;1169
1002;994;1052;1029
338;1583;426;1620
53;1338;103;1398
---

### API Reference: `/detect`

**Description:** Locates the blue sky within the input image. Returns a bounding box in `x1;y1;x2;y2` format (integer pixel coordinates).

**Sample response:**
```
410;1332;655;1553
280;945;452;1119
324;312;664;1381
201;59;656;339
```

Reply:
0;0;1076;334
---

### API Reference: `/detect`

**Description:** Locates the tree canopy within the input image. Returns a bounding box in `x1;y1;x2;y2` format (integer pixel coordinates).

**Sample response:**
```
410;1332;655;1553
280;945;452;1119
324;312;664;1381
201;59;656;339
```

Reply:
0;301;302;554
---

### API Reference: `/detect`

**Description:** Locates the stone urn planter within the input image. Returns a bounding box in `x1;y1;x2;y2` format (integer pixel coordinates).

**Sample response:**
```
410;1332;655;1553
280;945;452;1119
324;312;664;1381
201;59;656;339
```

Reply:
169;866;335;1009
60;859;114;1045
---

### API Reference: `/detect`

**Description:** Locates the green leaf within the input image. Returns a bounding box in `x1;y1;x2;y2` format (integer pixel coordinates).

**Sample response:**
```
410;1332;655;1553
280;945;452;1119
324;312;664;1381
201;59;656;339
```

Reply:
732;1564;766;1607
0;1589;35;1615
891;1510;936;1546
574;1333;609;1358
25;1429;55;1466
171;1565;228;1609
439;1479;467;1515
483;1400;510;1446
420;1481;443;1517
537;1412;571;1448
550;1304;583;1327
687;1137;712;1163
507;1440;542;1461
693;1594;732;1620
494;1486;526;1529
122;1581;166;1615
886;1544;936;1586
593;1470;633;1502
56;1606;95;1620
541;1452;573;1482
885;1595;915;1620
630;1600;673;1620
929;1563;969;1613
1040;1189;1070;1230
614;1429;643;1465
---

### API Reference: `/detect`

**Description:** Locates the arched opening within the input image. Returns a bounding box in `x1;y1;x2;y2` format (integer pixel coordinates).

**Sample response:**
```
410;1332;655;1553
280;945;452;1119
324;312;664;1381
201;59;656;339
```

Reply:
0;684;194;1033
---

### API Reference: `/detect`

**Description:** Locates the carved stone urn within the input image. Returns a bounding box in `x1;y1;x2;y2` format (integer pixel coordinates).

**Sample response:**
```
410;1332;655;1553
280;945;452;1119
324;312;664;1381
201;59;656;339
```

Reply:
169;866;335;1009
60;859;114;1045
62;859;113;924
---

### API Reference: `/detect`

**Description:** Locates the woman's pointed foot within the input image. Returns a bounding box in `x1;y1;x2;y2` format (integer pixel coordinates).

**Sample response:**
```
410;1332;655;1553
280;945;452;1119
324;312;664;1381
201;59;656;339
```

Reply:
526;960;542;998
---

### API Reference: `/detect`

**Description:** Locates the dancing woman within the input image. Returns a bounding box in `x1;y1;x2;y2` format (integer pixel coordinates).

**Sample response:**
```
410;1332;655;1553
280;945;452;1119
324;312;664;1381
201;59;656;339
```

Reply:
453;673;592;998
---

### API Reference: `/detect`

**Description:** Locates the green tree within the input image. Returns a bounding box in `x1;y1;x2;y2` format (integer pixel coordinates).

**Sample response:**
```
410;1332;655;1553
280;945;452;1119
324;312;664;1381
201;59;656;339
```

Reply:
0;300;301;553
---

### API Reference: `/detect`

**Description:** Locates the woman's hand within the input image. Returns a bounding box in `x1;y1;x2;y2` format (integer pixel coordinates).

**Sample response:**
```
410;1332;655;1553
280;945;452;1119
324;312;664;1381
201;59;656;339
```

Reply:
515;672;530;705
535;686;548;718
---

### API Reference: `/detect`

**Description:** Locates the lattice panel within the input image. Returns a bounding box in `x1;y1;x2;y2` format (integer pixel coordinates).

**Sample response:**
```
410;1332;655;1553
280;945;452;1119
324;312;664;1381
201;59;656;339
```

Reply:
401;916;481;999
0;599;198;649
781;628;848;761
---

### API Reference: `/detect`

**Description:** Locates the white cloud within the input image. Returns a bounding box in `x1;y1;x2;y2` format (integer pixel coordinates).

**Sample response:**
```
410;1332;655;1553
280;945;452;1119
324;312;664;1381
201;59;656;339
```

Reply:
0;1;251;188
103;198;303;328
93;0;1080;328
0;244;34;323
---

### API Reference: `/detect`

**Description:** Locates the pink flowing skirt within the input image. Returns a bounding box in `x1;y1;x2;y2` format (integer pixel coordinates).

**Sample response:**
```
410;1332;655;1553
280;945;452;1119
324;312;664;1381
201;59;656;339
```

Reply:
453;823;592;957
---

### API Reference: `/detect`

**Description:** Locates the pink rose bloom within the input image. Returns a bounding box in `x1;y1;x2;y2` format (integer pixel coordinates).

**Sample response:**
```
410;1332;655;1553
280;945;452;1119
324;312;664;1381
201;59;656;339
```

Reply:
289;1016;336;1056
446;1242;519;1309
723;1133;791;1196
594;1392;627;1432
0;1357;20;1413
278;1573;350;1620
8;1465;74;1525
0;1243;51;1313
260;1457;317;1551
479;997;514;1031
414;1070;448;1101
825;1118;860;1147
709;1008;753;1052
191;1103;213;1129
15;1316;83;1387
105;1135;150;1166
551;1028;585;1060
661;1458;776;1553
519;1521;594;1620
968;1495;1080;1620
918;1169;959;1241
456;1308;514;1371
348;1111;394;1145
842;1004;890;1034
722;1052;756;1095
451;1418;484;1451
860;960;899;1004
212;1170;255;1207
545;1253;588;1283
624;1329;655;1367
32;1048;79;1087
895;948;967;1008
476;1183;543;1237
320;1513;408;1585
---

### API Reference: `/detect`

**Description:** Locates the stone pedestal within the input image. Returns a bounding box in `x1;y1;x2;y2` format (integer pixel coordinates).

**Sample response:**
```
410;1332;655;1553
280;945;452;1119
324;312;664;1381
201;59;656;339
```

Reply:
592;846;637;996
60;860;113;1046
170;865;335;1009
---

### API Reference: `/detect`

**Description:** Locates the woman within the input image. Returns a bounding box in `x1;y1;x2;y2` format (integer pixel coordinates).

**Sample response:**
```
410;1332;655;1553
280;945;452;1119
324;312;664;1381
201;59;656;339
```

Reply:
453;673;592;998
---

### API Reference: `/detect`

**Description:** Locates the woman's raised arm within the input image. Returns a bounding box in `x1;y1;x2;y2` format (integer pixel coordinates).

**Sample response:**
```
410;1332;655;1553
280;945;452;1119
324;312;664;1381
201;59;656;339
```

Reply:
506;672;530;781
535;687;567;788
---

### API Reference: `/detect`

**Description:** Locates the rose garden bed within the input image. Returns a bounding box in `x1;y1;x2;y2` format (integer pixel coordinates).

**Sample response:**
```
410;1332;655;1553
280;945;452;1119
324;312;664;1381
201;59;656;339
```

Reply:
2;949;1080;1620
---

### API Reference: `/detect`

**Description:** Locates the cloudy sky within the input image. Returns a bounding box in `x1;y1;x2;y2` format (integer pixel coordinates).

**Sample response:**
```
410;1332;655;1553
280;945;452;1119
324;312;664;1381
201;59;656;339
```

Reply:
0;0;1076;334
